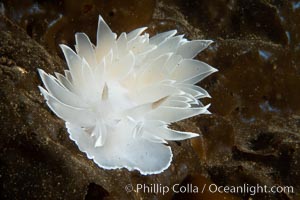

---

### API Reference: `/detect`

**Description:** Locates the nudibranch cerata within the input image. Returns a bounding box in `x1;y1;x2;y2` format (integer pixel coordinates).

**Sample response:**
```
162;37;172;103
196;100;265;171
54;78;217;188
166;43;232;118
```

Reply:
38;15;217;175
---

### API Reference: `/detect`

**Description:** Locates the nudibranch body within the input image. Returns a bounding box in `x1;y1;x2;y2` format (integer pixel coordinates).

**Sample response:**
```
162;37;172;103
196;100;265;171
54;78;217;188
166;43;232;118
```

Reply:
38;15;217;175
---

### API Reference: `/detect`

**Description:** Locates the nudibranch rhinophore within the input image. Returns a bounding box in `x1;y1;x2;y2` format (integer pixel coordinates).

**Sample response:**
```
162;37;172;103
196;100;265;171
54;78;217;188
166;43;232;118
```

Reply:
38;15;217;175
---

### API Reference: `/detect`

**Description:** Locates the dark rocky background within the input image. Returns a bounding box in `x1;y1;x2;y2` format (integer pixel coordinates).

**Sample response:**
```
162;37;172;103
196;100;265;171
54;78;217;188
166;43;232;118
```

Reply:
0;0;299;199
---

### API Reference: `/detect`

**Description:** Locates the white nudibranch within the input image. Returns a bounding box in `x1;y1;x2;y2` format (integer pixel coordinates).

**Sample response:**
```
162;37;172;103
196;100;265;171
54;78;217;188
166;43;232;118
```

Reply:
38;15;217;175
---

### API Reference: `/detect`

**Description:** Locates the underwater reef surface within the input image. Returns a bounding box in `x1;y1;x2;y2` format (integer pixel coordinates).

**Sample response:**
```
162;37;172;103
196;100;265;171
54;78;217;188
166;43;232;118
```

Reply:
0;0;299;199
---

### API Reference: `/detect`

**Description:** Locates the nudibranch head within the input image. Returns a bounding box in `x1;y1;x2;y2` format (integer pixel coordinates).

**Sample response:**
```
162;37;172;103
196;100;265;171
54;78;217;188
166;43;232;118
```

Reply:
38;15;217;175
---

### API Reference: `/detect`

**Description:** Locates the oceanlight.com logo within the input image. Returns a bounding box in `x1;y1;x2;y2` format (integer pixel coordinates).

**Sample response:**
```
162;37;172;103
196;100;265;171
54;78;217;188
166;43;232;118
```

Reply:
124;183;294;196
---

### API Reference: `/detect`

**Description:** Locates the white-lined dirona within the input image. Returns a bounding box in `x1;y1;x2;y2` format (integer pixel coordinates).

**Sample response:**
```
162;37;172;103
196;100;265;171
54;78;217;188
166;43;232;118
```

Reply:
38;15;217;175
